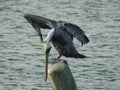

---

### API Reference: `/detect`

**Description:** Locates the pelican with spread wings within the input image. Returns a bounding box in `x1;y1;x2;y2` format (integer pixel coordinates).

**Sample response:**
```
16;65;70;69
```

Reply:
24;14;89;81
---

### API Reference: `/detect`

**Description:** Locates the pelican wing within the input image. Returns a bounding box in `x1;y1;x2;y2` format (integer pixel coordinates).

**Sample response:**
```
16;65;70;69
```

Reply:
64;23;89;45
24;14;57;42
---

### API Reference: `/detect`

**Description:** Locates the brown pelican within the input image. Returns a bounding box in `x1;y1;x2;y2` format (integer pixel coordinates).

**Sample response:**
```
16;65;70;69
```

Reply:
24;14;89;81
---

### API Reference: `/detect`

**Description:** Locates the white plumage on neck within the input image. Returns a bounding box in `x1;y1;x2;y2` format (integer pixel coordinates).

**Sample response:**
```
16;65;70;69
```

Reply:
44;28;55;43
43;28;55;53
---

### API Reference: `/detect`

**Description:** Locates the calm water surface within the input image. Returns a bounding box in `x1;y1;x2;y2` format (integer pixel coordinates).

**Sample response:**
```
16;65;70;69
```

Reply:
0;0;120;90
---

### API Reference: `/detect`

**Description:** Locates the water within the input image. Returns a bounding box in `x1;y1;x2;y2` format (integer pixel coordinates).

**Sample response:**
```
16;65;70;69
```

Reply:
0;0;120;90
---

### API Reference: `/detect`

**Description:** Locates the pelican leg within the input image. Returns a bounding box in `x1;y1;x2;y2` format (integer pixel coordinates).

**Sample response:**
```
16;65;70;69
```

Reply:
57;54;62;59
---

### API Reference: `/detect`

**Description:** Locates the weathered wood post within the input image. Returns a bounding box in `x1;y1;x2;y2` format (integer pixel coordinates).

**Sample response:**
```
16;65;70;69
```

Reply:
48;60;78;90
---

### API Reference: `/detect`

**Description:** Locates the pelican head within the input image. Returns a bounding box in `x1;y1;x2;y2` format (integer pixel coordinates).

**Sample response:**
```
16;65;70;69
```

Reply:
43;28;55;55
43;28;55;81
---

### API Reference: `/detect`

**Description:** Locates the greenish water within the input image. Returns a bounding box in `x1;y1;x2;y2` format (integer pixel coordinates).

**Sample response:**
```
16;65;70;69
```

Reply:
0;0;120;90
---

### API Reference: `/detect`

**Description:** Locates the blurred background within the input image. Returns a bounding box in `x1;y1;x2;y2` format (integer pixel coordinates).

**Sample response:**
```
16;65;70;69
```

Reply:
0;0;120;90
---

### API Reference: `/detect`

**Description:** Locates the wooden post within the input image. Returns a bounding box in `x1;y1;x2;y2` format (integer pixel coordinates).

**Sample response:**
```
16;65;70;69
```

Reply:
48;60;78;90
